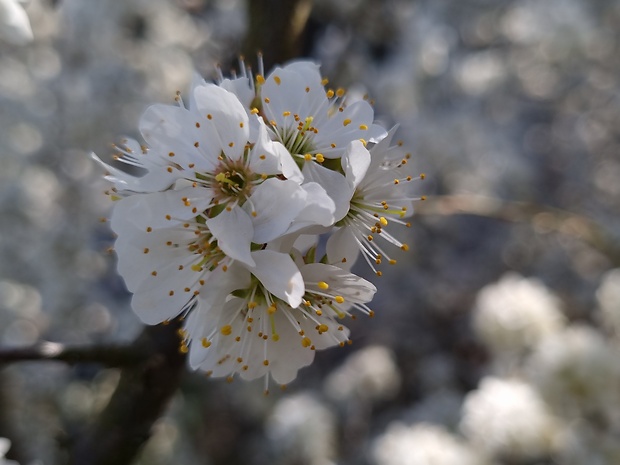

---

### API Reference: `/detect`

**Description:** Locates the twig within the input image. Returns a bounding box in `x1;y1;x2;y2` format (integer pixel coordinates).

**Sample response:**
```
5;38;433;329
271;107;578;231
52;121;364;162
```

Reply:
0;341;143;367
417;194;620;265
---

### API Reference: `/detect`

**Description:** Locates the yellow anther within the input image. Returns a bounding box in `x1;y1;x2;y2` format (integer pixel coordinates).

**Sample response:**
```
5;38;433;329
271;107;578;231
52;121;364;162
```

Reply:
272;334;280;341
379;217;388;226
420;173;426;180
359;138;367;146
318;324;329;333
343;118;352;126
263;359;270;366
318;281;329;290
207;114;212;120
304;153;313;161
143;248;150;254
401;244;409;251
220;325;232;336
336;88;346;97
256;75;265;85
301;337;312;348
179;344;189;354
268;304;277;314
315;153;325;163
389;259;397;265
321;78;329;86
282;111;291;117
359;124;368;130
335;296;345;304
168;152;175;157
201;338;211;348
251;107;259;114
274;75;281;84
326;89;335;98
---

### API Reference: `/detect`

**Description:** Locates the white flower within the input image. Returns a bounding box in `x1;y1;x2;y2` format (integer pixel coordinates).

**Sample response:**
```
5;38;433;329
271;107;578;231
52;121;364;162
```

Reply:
0;0;33;45
95;59;415;387
460;376;557;460
324;131;423;273
257;60;387;159
102;82;336;324
472;272;565;357
183;249;376;387
373;422;485;465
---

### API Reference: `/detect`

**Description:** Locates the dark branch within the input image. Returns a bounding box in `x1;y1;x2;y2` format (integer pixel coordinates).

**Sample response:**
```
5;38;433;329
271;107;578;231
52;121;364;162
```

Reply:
68;320;187;465
418;194;620;265
0;341;144;367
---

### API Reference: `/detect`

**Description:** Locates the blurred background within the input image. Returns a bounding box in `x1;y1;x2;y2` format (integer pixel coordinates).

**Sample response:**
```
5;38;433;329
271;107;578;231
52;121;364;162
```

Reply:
1;0;620;463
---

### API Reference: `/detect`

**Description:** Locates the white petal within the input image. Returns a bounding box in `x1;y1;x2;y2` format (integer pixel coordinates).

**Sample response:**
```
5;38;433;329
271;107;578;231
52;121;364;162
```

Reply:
301;263;376;303
193;84;249;161
283;182;336;236
262;63;328;132
219;76;254;109
258;308;317;384
206;206;255;266
342;140;371;190
249;250;304;307
326;227;361;270
278;145;304;183
302;162;352;222
110;188;212;232
139;104;220;172
114;228;196;293
186;265;251;368
248;120;284;175
92;153;176;193
245;178;307;244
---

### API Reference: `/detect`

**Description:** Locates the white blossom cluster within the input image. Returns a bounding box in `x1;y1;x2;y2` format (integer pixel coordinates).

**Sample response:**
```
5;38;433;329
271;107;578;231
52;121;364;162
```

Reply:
95;59;422;389
372;271;620;465
459;271;620;463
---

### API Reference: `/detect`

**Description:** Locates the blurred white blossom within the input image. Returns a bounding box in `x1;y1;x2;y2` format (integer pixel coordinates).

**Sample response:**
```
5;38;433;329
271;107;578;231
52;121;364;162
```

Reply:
267;392;336;465
373;422;485;465
0;0;32;45
323;345;400;402
525;324;620;419
596;268;620;334
460;376;557;460
472;273;565;357
0;438;19;465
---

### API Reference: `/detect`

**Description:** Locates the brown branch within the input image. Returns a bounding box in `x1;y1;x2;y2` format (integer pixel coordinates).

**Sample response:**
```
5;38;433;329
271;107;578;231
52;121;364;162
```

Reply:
242;0;313;69
417;194;620;265
0;341;143;367
68;320;187;465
